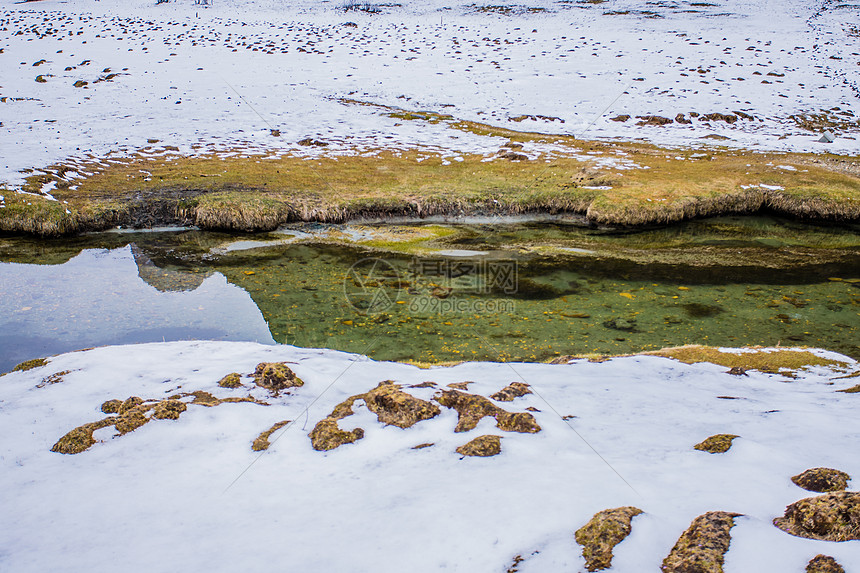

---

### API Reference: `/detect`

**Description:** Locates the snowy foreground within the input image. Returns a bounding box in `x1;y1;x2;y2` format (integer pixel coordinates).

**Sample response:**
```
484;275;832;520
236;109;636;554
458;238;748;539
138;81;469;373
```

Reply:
2;0;859;188
1;340;858;571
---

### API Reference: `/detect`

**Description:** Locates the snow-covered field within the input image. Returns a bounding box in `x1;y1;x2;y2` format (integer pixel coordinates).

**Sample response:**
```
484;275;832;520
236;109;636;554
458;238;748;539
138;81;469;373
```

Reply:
0;340;858;571
1;0;859;189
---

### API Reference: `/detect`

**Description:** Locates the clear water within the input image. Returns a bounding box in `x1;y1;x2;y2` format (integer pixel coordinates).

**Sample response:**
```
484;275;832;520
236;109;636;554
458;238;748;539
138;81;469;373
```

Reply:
1;216;858;372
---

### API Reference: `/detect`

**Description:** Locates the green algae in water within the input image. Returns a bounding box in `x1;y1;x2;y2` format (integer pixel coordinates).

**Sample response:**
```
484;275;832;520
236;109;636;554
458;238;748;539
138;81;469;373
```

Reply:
1;217;859;365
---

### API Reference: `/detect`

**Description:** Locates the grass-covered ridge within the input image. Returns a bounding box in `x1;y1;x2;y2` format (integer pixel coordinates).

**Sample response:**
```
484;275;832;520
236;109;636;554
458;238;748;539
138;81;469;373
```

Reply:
1;108;859;236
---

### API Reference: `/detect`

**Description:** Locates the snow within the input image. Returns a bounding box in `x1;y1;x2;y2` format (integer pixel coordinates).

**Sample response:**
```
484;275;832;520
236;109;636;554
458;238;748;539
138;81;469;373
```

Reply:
0;340;858;571
2;0;859;190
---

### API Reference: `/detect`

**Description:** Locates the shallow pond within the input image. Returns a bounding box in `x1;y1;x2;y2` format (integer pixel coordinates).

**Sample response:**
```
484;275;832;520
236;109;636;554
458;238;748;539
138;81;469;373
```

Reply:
1;216;858;371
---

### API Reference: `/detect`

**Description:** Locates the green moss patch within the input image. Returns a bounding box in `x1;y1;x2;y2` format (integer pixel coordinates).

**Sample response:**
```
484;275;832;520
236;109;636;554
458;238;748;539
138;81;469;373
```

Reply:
455;434;501;457
694;434;739;454
662;511;741;573
773;492;860;541
575;506;643;571
792;468;851;493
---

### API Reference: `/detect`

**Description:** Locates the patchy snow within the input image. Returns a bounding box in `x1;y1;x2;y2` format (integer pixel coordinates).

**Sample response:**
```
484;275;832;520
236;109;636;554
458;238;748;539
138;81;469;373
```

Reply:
1;0;859;190
0;340;857;571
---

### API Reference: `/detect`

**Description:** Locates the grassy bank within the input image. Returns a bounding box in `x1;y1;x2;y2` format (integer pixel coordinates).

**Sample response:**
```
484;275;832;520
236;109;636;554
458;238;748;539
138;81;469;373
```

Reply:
1;113;859;236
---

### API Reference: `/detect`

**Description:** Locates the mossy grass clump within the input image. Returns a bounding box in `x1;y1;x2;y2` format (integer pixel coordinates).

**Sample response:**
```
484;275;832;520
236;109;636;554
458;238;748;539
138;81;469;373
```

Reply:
11;357;48;373
648;345;849;375
575;506;643;572
490;382;532;402
253;362;304;395
217;372;243;388
152;399;187;420
792;468;851;493
773;492;860;541
51;418;115;454
694;434;739;454
100;399;123;414
455;434;501;457
308;382;439;451
661;511;741;573
252;420;291;451
309;418;365;451
114;407;149;434
435;389;541;434
837;384;860;393
362;381;440;428
119;396;144;413
806;555;845;573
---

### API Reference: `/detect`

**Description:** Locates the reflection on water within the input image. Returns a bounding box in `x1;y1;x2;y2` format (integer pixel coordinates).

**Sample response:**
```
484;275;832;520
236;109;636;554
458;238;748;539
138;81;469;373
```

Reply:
0;246;274;372
0;216;858;370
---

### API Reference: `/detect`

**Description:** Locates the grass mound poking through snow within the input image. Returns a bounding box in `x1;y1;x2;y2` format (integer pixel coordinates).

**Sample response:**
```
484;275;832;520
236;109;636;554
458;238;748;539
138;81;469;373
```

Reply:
574;506;643;572
806;555;846;573
791;468;851;493
694;434;739;454
455;434;501;457
661;511;741;573
773;492;860;541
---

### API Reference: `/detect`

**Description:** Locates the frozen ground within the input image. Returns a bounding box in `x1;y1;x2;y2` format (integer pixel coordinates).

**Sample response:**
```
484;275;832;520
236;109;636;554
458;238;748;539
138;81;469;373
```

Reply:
0;340;858;571
1;0;859;190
